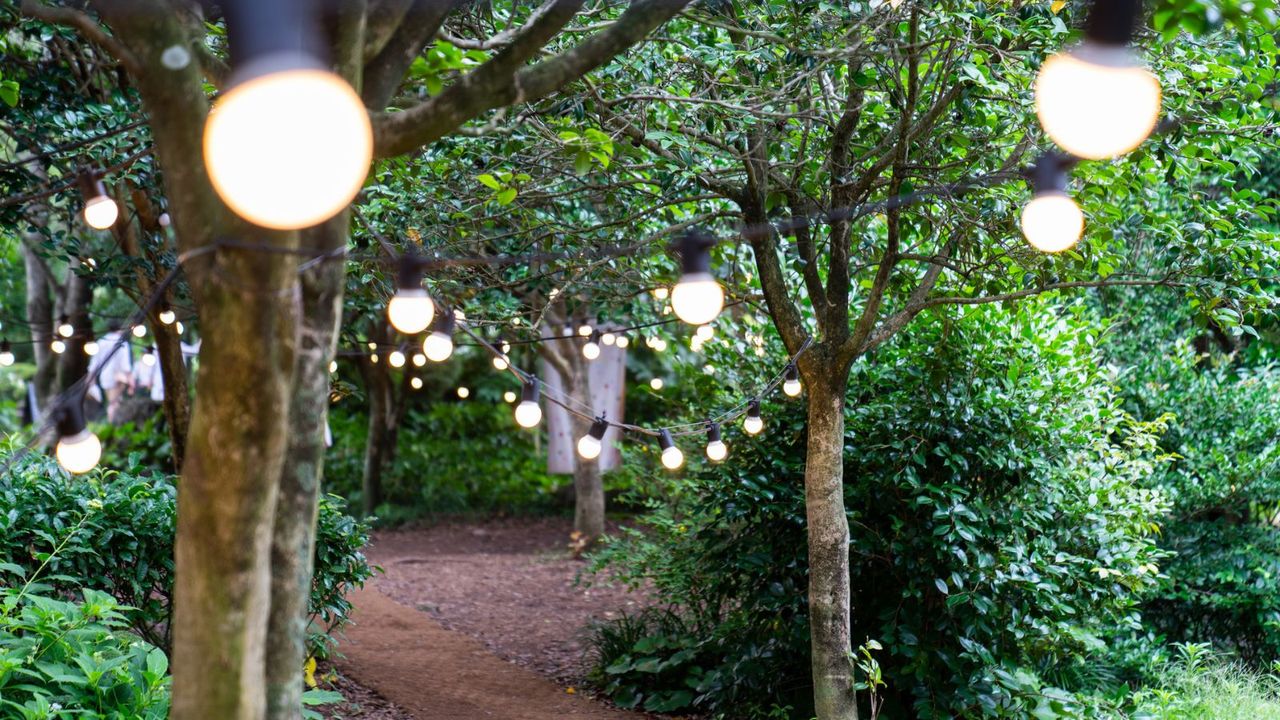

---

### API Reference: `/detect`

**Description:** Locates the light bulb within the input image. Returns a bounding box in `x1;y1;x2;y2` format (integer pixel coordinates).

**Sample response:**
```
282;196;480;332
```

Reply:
203;64;372;229
142;350;156;366
515;402;542;428
56;429;102;475
653;287;669;300
654;339;668;352
158;308;176;325
132;325;146;338
658;430;684;471
583;334;601;360
370;353;379;364
457;386;470;399
578;324;593;337
84;341;99;356
57;317;74;338
503;391;517;403
695;324;714;341
706;440;728;462
650;378;664;390
410;376;423;390
388;350;406;368
783;364;802;397
82;196;119;230
328;360;338;373
50;339;66;354
412;353;426;367
493;355;509;371
0;342;13;367
577;434;602;460
1034;43;1160;160
176;322;185;334
1021;192;1084;253
367;342;378;350
387;289;435;335
743;401;764;436
671;274;725;326
615;336;630;349
601;332;616;346
424;333;454;362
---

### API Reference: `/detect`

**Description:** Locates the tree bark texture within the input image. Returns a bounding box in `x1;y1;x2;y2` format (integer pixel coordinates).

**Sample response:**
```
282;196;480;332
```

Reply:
22;240;55;410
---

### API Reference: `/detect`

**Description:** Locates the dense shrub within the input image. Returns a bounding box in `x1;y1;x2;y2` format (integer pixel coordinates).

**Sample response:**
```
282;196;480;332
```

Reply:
588;302;1172;718
0;443;375;659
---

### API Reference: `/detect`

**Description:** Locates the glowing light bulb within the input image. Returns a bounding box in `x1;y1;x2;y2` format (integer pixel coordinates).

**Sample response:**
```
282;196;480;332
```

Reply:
695;324;714;341
653;339;668;353
671;274;724;326
203;63;372;229
84;341;99;356
388;350;406;368
493;355;509;371
578;324;593;337
615;335;630;349
1021;192;1085;253
1035;43;1160;160
142;349;156;366
783;364;802;398
457;386;470;399
158;307;176;325
653;287;669;300
410;376;423;390
577;417;609;461
176;322;185;334
369;353;379;364
412;353;426;367
503;391;517;403
329;360;338;373
705;422;728;463
50;339;66;355
601;332;616;346
0;342;13;367
514;381;542;428
387;289;435;336
424;333;453;362
650;378;664;390
743;400;764;436
658;430;684;471
57;316;74;338
583;333;601;361
56;429;102;474
132;325;146;338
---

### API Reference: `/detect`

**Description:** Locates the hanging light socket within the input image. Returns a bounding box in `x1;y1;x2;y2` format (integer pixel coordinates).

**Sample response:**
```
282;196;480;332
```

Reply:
583;330;602;360
705;421;728;462
783;363;802;397
658;429;684;470
514;379;543;428
670;229;725;325
1021;153;1085;253
387;255;435;335
78;170;118;230
577;416;610;460
423;308;456;362
743;399;764;436
54;394;102;474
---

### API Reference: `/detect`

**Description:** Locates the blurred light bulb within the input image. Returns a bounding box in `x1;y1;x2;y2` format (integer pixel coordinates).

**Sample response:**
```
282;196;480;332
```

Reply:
159;308;176;325
1021;192;1085;253
84;341;99;356
176;322;185;334
410;376;423;390
0;342;13;366
577;324;593;337
329;360;338;373
601;332;616;346
653;287;669;300
50;339;66;354
583;334;601;360
695;324;714;341
783;364;802;397
649;378;664;390
671;273;725;326
706;440;728;462
457;386;470;399
412;353;426;367
1035;43;1160;160
203;64;372;229
653;339;668;353
56;429;102;474
369;353;379;364
388;350;406;368
493;355;509;371
503;391;517;403
658;430;684;471
387;289;434;335
57;317;74;338
577;434;602;460
515;401;542;428
424;333;454;362
132;325;147;338
142;350;156;366
83;196;118;230
615;335;630;349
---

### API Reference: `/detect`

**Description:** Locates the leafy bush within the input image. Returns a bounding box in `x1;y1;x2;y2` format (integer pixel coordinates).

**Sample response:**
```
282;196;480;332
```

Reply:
0;442;375;659
588;302;1173;718
1125;644;1280;720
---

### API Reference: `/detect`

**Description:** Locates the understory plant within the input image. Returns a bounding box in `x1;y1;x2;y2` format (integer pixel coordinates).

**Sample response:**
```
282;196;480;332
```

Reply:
588;301;1173;718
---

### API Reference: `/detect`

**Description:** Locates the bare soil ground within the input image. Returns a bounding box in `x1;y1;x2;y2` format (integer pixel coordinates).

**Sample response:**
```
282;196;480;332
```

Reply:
331;517;653;720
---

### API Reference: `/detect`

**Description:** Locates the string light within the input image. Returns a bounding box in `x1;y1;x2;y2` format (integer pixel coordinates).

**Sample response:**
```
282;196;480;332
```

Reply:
84;341;99;356
1021;154;1084;253
493;354;510;371
158;304;176;325
583;331;602;360
328;360;338;373
202;0;372;229
410;376;423;390
423;310;455;362
411;353;426;367
176;321;185;335
369;353;379;364
601;332;617;346
649;377;664;390
514;380;542;428
78;170;118;230
577;416;609;460
783;363;802;397
142;347;156;366
0;341;12;366
54;394;101;474
615;335;630;349
457;386;470;399
743;400;764;436
1034;0;1160;160
57;315;74;338
705;422;728;463
503;390;517;403
652;287;669;300
695;324;714;341
670;230;724;326
388;349;406;368
50;339;66;354
387;257;435;334
577;324;593;337
132;324;146;338
658;429;684;470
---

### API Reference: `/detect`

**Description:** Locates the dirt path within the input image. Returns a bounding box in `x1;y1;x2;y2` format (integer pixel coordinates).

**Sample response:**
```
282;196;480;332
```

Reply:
335;518;653;720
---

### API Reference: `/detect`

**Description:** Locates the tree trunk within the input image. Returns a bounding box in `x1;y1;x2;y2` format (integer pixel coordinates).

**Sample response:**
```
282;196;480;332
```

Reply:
805;369;857;720
361;349;391;517
566;353;605;543
22;242;55;411
265;216;347;720
54;267;92;395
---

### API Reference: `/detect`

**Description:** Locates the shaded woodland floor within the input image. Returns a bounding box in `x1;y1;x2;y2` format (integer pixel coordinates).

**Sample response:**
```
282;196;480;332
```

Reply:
326;517;653;719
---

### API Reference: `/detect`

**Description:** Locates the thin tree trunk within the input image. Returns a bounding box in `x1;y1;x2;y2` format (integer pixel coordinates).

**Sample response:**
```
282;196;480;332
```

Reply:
361;348;391;517
571;409;606;542
54;267;92;394
265;215;347;720
22;242;55;410
151;316;191;470
806;369;856;720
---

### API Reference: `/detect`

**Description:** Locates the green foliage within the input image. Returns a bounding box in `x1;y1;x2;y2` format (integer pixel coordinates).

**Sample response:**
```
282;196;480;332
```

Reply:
0;588;170;720
589;302;1173;718
95;416;174;476
1124;645;1280;719
0;443;375;659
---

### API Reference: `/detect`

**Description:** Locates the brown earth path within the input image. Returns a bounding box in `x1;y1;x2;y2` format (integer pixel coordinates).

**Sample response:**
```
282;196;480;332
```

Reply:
334;518;653;720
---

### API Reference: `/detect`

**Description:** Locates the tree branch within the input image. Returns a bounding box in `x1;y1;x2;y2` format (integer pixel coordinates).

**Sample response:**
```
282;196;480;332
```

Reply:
21;0;141;77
